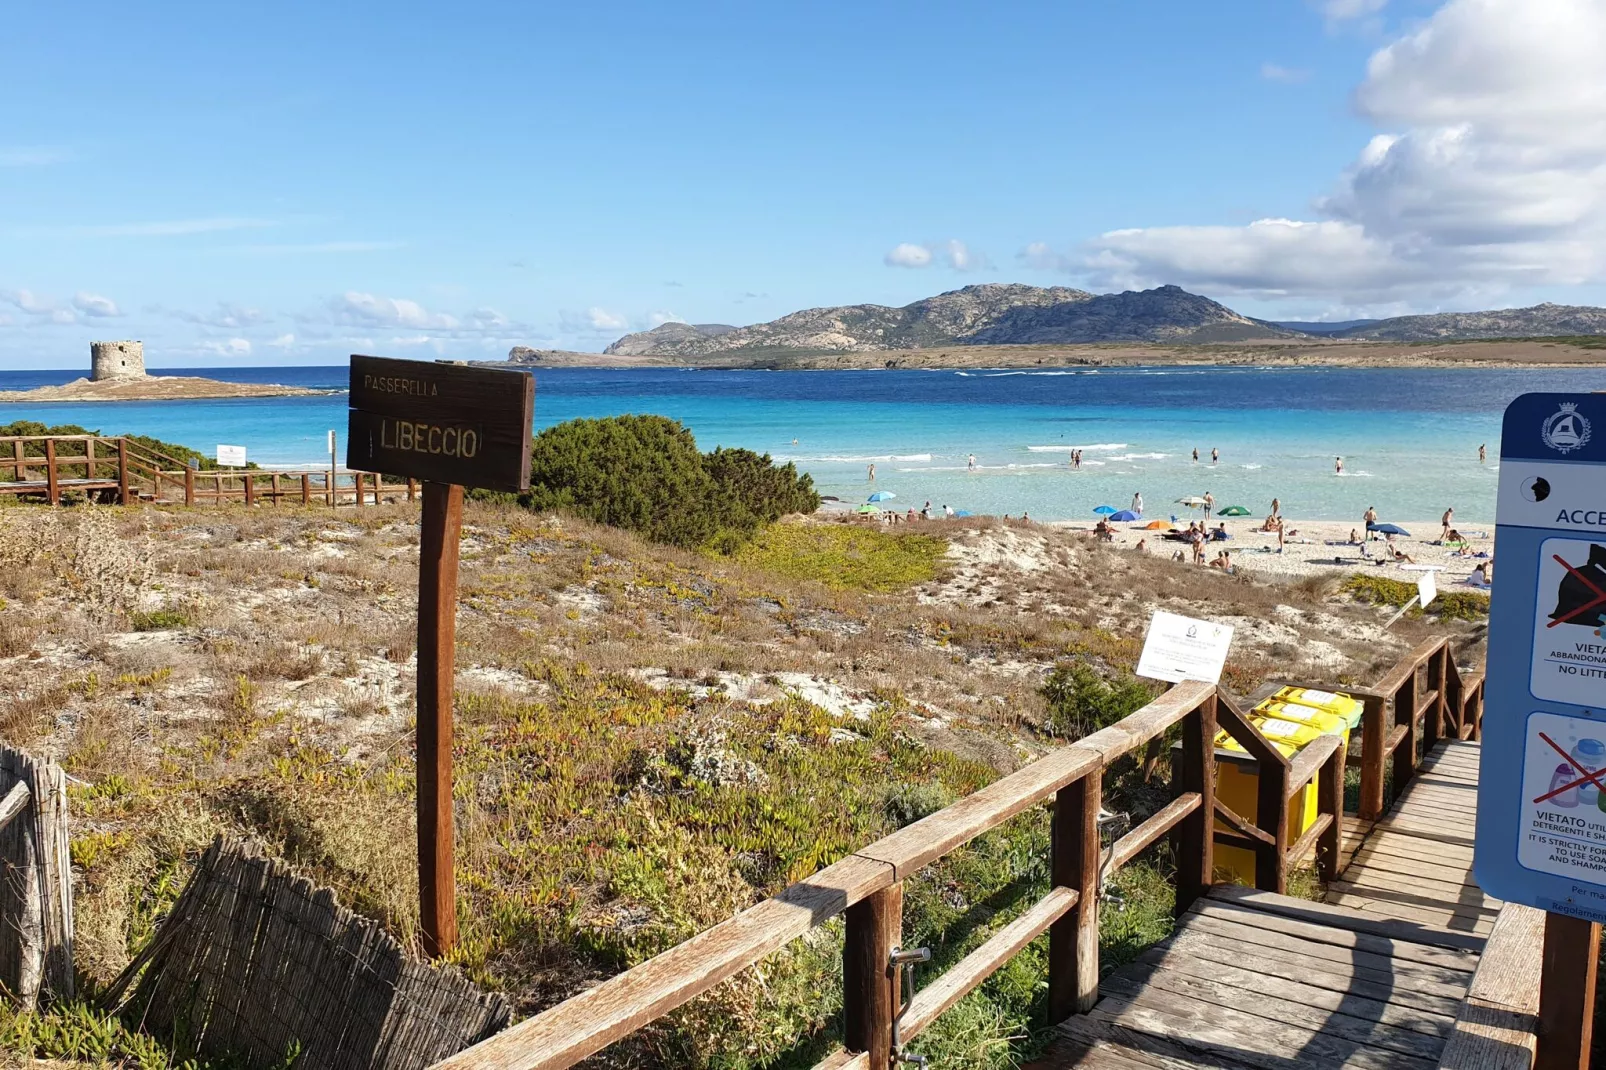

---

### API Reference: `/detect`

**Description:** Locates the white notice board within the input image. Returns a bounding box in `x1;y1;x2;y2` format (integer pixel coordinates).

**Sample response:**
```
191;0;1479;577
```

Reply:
1135;610;1234;685
216;444;247;467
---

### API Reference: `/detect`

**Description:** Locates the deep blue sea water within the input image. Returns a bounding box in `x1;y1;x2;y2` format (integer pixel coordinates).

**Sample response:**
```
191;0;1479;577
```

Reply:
3;363;1603;521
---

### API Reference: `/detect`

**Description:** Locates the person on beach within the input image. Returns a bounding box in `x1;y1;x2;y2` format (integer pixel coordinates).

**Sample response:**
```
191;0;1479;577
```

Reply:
967;454;976;471
1072;449;1081;468
1271;497;1281;518
1335;456;1344;475
1441;507;1454;541
1277;520;1286;554
1349;528;1361;544
867;463;876;482
1022;511;1031;523
1132;491;1143;515
1135;537;1148;554
1213;522;1228;540
1364;505;1377;537
1211;448;1219;464
1192;448;1199;463
922;500;933;520
1203;491;1214;520
1390;544;1415;565
943;504;954;517
906;507;917;523
1479;443;1487;463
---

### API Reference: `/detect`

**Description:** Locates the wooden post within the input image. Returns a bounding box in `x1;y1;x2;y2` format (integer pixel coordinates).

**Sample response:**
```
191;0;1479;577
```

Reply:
43;440;58;505
843;882;901;1065
243;471;255;507
1317;742;1344;883
1256;742;1290;894
84;437;95;483
417;482;464;957
184;466;195;506
12;440;26;483
408;478;417;502
1425;645;1446;752
1359;691;1387;821
301;473;311;505
116;440;129;505
1173;695;1215;917
271;472;281;505
355;472;365;507
1394;671;1418;795
1537;912;1600;1070
1050;770;1101;1021
0;747;72;1010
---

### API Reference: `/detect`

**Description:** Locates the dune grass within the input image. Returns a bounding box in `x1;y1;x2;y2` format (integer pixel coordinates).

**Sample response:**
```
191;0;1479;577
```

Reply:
733;522;948;591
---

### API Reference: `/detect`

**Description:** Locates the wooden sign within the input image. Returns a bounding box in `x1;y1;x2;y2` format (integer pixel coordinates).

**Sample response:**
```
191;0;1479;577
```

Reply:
344;353;535;959
347;354;534;492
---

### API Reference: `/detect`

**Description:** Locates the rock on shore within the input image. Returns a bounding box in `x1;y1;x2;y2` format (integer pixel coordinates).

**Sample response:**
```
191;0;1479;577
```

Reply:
0;376;326;402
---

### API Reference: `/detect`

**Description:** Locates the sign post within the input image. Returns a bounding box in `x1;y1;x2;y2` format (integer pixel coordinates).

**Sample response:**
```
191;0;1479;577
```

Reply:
1477;392;1606;1067
327;430;337;507
1135;610;1234;685
347;354;534;957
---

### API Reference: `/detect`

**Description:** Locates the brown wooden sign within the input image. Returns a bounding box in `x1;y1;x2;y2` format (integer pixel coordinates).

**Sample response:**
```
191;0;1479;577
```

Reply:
347;354;534;493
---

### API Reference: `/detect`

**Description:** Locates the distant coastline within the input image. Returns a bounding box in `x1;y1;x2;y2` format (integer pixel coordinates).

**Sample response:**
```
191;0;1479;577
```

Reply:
486;337;1606;372
0;375;329;403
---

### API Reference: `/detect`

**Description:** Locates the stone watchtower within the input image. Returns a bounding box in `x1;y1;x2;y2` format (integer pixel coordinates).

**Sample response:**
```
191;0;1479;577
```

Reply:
90;340;146;381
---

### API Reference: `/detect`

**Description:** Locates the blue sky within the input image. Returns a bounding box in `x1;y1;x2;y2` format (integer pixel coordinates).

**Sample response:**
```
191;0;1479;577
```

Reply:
4;0;1604;366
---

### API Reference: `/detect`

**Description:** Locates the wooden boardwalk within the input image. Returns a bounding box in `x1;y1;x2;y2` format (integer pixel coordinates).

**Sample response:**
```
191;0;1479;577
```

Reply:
1042;740;1500;1069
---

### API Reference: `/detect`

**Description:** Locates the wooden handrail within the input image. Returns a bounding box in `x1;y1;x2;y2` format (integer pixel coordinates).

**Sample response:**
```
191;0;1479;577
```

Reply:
1437;902;1545;1069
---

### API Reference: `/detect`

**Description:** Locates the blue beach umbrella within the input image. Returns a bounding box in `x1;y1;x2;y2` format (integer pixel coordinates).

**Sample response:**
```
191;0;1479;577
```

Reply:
1093;505;1117;515
1109;509;1140;522
1368;522;1411;536
954;509;973;517
867;491;897;502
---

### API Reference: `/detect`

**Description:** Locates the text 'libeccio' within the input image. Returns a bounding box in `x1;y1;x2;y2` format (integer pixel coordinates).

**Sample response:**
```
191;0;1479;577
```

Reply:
377;418;480;458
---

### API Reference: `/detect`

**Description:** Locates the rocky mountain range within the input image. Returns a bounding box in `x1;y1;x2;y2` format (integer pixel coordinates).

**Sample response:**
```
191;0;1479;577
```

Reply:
590;285;1606;357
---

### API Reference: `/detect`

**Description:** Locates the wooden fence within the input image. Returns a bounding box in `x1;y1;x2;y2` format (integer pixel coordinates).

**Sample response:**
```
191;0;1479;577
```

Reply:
0;747;73;1009
0;434;414;508
432;638;1491;1070
104;837;509;1070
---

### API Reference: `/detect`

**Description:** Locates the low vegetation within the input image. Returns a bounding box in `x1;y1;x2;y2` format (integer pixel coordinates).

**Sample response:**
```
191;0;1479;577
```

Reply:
514;415;818;549
0;420;252;471
1341;573;1491;621
0;498;1484;1068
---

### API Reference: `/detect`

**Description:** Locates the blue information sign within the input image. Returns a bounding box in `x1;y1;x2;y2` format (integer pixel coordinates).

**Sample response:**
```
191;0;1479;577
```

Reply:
1478;392;1606;921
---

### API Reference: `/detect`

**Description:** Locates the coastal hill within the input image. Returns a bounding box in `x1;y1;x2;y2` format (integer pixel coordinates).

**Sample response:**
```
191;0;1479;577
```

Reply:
1324;301;1606;341
596;284;1606;357
601;283;1293;356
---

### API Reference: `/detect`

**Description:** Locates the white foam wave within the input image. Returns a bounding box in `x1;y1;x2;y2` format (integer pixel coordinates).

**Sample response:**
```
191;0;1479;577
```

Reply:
1026;443;1128;453
814;453;933;463
1109;452;1169;461
1239;463;1263;470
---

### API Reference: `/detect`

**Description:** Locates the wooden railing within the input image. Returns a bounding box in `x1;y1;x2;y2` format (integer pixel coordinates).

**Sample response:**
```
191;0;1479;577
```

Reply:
0;435;412;508
1349;635;1486;822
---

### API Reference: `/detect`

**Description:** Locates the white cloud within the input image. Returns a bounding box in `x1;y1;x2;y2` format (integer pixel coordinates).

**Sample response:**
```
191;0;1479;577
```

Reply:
1;288;78;325
586;307;628;330
72;292;121;317
884;240;985;270
267;333;296;349
330;292;460;330
1059;0;1606;309
466;307;508;329
648;311;683;327
1261;63;1311;83
198;338;253;358
884;243;934;268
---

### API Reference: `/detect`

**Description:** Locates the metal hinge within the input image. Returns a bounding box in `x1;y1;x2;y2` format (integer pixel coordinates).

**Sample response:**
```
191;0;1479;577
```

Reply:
889;945;931;1067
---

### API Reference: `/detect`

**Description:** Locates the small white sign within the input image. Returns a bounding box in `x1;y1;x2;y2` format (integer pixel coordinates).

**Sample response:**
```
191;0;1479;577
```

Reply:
327;430;337;453
1417;570;1438;610
216;444;247;467
1136;610;1235;685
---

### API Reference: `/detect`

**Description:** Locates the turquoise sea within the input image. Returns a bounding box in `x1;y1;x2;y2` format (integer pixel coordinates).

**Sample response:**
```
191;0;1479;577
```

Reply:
3;364;1603;522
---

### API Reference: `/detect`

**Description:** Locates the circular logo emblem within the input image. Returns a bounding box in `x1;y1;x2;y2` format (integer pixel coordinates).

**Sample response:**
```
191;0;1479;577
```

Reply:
1522;476;1551;503
1543;403;1592;454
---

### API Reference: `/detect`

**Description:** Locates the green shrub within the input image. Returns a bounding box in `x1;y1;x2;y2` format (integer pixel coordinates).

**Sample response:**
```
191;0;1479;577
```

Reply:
516;416;818;549
129;609;189;632
1341;573;1490;621
734;523;947;591
0;421;249;471
1041;661;1157;739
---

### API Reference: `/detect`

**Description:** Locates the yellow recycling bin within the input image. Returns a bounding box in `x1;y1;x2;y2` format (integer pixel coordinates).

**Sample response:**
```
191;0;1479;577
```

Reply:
1210;689;1361;882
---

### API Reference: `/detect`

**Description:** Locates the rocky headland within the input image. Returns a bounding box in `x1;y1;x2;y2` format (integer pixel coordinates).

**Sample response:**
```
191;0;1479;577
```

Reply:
0;376;327;403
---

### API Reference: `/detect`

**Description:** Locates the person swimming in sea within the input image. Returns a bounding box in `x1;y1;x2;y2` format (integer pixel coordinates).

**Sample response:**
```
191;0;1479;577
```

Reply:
1335;456;1344;475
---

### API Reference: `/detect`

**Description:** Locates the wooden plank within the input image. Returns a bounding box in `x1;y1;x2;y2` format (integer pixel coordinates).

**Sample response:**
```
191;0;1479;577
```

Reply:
902;887;1076;1039
1377;639;1445;696
1371;814;1478;847
1110;794;1200;873
1212;798;1274;847
1050;772;1101;1020
418;482;464;957
843;883;900;1066
1172;702;1214;918
1436;996;1538;1070
1285;812;1333;868
1053;1016;1254;1070
1326;891;1495;935
1536;912;1599;1070
1336;872;1498;915
1089;990;1439;1070
1358;830;1477;864
432;853;893;1070
1207;885;1488;952
1287;734;1342;800
1103;964;1447;1061
1386;723;1412;755
1190;901;1481;974
0;781;31;833
1348;845;1478;887
808;1051;869;1070
1146;930;1467;1020
1166;924;1473;1012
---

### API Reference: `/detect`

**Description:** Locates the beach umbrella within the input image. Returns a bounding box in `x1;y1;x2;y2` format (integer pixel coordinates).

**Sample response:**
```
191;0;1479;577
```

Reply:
857;504;879;514
1093;505;1117;515
1218;505;1251;517
1144;519;1173;530
1175;496;1208;507
867;491;896;502
1368;522;1411;536
954;509;973;517
1110;509;1140;522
